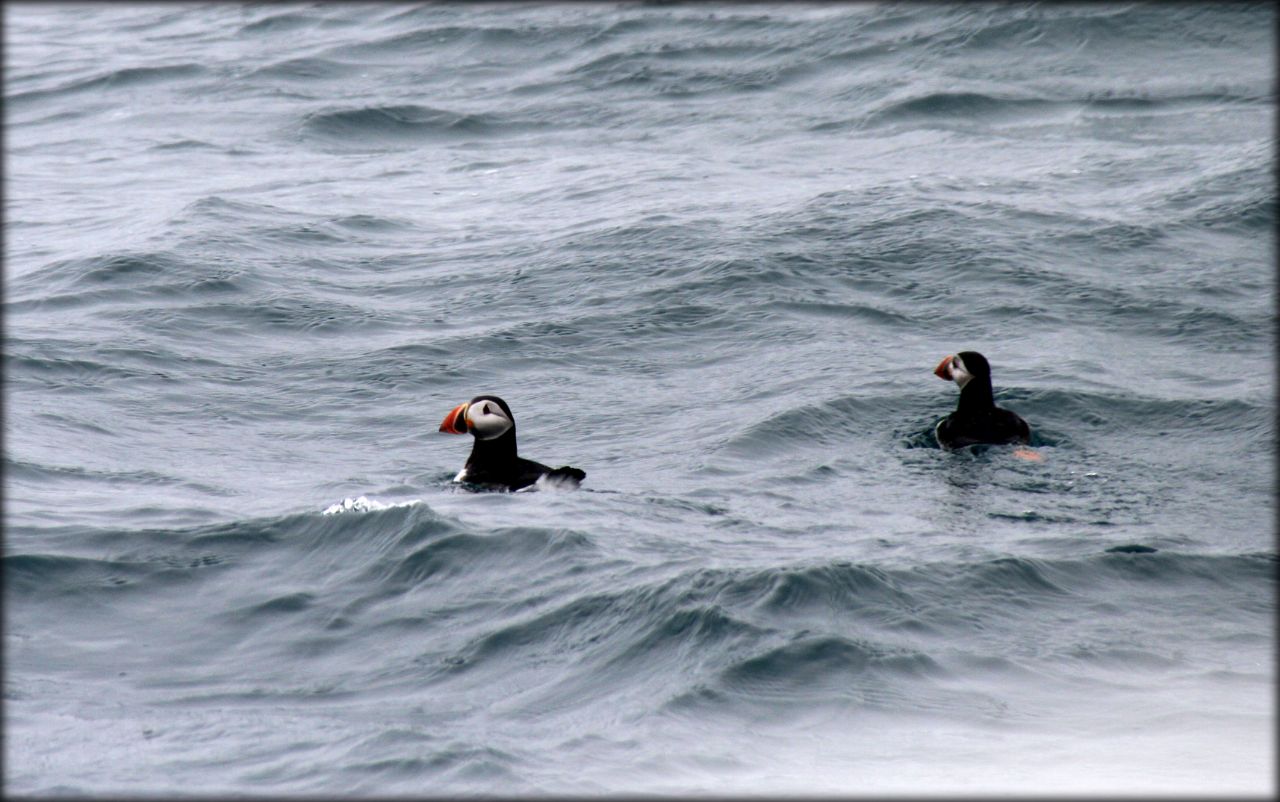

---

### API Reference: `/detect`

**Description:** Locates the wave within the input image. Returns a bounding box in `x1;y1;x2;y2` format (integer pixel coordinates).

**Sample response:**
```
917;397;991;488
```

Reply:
5;480;1272;790
166;196;418;251
1161;159;1277;234
897;4;1269;65
870;91;1057;126
564;49;794;99
300;105;553;150
4;504;456;602
237;10;330;37
3;250;249;314
3;243;407;340
412;549;1275;721
3;352;151;389
10;497;1270;609
2;337;239;401
856;87;1269;134
4;457;190;488
6;63;206;109
328;22;586;60
4;552;193;594
759;189;1269;349
247;56;361;82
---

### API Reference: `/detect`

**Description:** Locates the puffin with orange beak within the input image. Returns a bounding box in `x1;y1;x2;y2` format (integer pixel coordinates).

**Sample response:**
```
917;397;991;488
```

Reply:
933;351;1031;450
439;394;586;491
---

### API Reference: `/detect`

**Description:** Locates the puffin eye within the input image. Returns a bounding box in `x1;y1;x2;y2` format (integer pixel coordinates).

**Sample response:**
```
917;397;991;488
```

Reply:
483;403;492;415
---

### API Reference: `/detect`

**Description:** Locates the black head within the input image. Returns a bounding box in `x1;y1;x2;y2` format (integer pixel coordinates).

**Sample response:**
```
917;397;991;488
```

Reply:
955;351;991;379
934;351;998;404
439;394;517;440
468;395;514;422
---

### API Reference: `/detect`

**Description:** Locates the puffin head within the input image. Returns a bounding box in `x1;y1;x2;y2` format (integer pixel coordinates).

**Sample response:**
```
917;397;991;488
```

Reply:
934;350;990;389
439;395;515;440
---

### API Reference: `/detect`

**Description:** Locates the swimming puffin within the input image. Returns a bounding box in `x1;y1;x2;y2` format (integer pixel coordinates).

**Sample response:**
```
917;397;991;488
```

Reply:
933;351;1031;449
439;395;586;491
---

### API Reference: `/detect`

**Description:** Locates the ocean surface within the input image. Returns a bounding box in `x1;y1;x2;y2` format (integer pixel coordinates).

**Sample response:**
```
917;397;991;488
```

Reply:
4;2;1275;796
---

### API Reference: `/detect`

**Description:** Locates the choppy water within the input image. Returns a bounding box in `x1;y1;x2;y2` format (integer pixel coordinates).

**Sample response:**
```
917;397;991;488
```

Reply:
4;3;1275;796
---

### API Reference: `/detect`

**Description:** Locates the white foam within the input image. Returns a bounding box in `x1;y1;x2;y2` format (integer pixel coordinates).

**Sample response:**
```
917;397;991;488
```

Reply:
322;496;422;515
532;473;581;492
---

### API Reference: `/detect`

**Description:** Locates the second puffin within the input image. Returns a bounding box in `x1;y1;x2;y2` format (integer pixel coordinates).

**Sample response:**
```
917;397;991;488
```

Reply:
933;351;1031;450
439;395;586;491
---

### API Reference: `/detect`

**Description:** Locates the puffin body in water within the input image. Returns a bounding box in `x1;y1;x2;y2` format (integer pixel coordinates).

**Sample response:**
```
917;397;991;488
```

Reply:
439;395;585;491
933;351;1030;449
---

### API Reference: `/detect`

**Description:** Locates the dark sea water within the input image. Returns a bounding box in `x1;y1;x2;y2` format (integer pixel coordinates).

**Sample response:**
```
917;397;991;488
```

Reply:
4;3;1275;796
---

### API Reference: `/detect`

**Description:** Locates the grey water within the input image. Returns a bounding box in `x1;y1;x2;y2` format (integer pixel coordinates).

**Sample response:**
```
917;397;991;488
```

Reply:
4;2;1275;796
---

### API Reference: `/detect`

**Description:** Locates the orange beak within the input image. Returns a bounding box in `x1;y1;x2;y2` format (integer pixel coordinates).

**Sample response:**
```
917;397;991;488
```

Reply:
439;403;469;434
934;355;954;380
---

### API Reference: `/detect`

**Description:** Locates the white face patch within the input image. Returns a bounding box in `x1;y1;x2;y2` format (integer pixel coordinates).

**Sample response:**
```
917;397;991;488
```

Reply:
466;400;514;440
950;355;974;389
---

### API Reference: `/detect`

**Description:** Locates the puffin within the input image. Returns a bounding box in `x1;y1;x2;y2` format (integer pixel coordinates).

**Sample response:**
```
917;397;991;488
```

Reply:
933;351;1031;450
439;395;586;491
